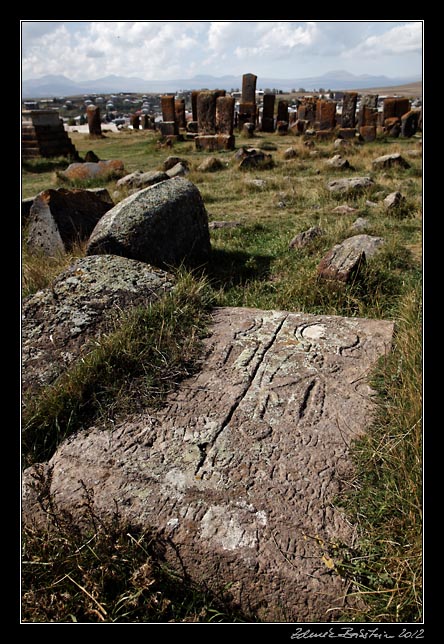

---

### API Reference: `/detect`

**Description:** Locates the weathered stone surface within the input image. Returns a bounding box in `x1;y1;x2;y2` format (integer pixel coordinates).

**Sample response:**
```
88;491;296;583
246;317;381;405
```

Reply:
195;134;235;151
86;105;102;137
283;147;298;159
341;92;358;129
326;154;351;170
316;100;336;130
116;171;169;193
318;234;384;282
359;125;377;142
22;306;394;622
238;149;273;170
21;255;174;400
165;162;189;178
175;98;186;129
372;153;411;170
162;156;189;172
326;176;375;195
57;159;125;182
401;110;420;138
241;73;257;104
197;156;225;172
243;122;255;137
289;226;324;249
86;177;211;269
337;128;356;140
383;97;410;121
261;94;275;132
331;204;358;214
351;217;369;231
383;191;406;209
160;95;176;123
276;100;289;123
208;220;242;229
26;188;114;255
216;96;235;135
238;102;257;130
197;91;217;135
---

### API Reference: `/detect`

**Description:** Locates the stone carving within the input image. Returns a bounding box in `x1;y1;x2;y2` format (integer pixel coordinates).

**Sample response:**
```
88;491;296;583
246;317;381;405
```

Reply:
216;96;235;135
316;100;336;131
86;105;102;138
341;92;358;129
261;94;275;132
22;306;394;622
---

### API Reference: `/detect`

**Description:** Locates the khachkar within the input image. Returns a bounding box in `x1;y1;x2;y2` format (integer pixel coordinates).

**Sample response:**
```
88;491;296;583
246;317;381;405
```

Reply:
159;95;179;136
195;90;235;151
261;94;275;132
87;105;103;138
238;73;257;131
358;95;379;141
276;99;289;134
338;92;358;140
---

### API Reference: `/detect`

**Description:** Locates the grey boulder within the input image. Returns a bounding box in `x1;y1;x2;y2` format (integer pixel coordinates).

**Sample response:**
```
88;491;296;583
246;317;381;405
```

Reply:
86;177;211;269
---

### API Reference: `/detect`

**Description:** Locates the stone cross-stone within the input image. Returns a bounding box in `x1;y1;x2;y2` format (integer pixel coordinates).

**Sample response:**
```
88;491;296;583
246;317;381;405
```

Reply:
261;94;275;132
316;100;336;131
216;96;235;135
175;98;186;129
241;73;257;104
341;92;358;129
86;104;102;137
197;91;217;135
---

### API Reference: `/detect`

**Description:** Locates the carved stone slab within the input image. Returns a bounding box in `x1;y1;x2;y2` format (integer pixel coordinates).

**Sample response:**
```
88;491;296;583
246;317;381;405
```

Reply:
22;307;394;622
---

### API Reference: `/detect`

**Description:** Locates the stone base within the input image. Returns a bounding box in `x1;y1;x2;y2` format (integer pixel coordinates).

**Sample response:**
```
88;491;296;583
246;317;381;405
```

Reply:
338;128;357;140
158;121;179;136
187;121;199;134
315;129;335;140
359;125;377;142
195;134;235;151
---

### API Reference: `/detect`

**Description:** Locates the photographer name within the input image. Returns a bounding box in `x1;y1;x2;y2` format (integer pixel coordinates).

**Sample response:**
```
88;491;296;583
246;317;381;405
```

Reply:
291;627;424;640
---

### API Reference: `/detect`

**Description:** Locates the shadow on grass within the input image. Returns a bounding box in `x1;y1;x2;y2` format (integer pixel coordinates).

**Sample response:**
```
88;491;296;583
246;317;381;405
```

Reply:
206;248;274;289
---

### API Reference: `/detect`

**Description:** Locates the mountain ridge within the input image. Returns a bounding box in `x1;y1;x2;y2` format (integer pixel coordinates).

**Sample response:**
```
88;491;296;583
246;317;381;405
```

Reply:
22;70;422;98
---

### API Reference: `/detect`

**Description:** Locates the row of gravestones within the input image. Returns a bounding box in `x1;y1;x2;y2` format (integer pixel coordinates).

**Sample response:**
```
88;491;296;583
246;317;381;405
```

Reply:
84;73;419;150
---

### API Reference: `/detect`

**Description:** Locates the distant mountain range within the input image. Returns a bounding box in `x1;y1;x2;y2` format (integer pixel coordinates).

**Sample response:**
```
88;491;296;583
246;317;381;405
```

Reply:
22;70;422;98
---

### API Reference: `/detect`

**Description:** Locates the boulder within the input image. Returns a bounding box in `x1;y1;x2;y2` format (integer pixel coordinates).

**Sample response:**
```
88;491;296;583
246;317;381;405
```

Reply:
289;226;324;249
21;255;175;401
162;156;190;172
283;147;298;159
238;149;273;170
165;162;190;178
325;155;351;170
86;177;211;269
326;176;375;195
116;170;169;193
383;191;406;209
57;159;125;182
22;306;394;622
331;204;358;214
317;234;384;283
26;188;114;256
197;157;225;172
372;153;411;170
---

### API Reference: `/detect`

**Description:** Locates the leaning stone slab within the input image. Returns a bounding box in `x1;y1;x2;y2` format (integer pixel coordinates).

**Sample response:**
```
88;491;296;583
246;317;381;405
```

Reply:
86;177;211;269
57;159;125;182
22;306;394;622
26;188;114;255
289;225;324;249
21;255;175;402
326;176;375;195
317;234;384;282
116;170;169;193
372;153;411;170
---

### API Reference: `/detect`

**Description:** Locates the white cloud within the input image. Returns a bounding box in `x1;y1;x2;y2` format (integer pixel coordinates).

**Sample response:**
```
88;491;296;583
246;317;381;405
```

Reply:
344;22;422;58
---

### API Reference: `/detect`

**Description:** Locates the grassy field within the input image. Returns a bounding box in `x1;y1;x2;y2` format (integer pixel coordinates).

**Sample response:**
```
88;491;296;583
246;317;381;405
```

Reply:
21;126;422;623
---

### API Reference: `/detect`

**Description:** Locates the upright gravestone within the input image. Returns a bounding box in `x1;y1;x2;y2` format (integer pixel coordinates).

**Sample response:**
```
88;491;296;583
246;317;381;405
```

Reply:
160;95;179;136
276;99;289;134
383;97;410;122
197;91;217;134
216;96;235;135
130;113;140;130
86;105;102;138
261;94;275;132
298;98;317;125
175;98;186;129
341;92;357;128
316;100;336;131
241;73;257;104
238;72;257;131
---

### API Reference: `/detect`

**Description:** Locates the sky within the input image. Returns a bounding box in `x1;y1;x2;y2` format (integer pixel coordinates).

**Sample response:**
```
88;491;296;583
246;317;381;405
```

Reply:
21;21;423;82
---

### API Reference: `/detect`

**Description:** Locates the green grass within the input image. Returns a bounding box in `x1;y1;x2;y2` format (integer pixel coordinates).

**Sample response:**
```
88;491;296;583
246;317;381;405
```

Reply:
21;127;422;623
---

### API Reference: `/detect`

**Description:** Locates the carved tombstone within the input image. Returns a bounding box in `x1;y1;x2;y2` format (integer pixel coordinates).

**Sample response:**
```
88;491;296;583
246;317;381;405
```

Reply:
341;92;358;129
241;73;257;104
316;100;336;131
175;98;186;130
86;104;102;137
216;96;235;135
197;91;217;134
261;94;275;132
